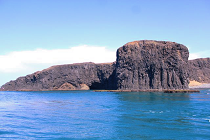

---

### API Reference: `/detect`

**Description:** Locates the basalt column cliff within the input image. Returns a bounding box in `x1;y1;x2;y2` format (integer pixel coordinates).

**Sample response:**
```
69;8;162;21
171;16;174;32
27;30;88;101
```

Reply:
1;40;190;91
115;41;189;90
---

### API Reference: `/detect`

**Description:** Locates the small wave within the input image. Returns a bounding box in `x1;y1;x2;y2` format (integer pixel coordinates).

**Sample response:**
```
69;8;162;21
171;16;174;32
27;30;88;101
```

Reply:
204;119;210;122
148;110;164;114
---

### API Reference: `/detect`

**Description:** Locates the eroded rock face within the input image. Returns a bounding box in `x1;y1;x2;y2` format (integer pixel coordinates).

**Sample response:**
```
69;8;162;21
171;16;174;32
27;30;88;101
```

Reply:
188;58;210;83
1;62;116;91
58;82;76;90
116;40;189;89
1;40;191;91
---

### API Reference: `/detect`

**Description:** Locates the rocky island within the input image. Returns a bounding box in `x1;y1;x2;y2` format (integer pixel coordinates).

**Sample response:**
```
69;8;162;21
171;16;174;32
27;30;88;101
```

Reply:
0;40;209;91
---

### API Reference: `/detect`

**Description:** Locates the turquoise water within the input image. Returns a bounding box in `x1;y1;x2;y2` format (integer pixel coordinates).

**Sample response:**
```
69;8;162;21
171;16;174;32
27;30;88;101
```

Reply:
0;90;210;139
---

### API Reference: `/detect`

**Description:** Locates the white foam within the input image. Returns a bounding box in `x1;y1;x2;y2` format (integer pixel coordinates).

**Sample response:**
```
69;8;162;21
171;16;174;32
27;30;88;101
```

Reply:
204;119;210;122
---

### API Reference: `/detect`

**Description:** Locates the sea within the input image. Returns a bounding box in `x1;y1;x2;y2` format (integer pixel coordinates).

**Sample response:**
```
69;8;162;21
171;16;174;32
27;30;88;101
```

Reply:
0;89;210;140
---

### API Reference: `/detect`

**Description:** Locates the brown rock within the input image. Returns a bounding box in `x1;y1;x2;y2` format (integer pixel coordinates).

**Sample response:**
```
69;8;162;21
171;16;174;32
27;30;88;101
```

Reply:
58;82;76;90
80;84;90;90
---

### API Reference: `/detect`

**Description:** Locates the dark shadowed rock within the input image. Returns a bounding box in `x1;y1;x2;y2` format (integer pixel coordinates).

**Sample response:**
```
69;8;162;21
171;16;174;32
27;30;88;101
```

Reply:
115;40;189;90
188;58;210;83
1;40;191;91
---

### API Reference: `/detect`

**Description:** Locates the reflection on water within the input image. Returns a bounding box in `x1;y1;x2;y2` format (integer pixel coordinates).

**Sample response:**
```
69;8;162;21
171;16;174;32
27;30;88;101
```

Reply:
113;92;193;139
116;92;190;102
117;90;210;139
0;90;210;139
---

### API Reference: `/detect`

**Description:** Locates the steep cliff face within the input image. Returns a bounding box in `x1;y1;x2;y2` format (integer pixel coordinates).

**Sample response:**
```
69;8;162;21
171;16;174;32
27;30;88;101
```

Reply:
1;62;116;91
188;58;210;83
116;40;189;90
1;40;191;91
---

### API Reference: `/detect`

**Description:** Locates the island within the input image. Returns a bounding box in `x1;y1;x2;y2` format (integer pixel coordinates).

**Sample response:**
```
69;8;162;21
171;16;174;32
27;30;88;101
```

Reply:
1;40;209;91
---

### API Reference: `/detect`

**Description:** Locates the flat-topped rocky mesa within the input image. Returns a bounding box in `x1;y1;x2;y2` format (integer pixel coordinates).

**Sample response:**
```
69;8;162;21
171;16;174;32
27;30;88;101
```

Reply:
1;40;190;91
116;40;189;90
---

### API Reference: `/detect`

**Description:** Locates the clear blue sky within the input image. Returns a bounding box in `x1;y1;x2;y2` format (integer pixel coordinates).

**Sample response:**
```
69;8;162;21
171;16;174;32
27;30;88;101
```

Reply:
0;0;210;86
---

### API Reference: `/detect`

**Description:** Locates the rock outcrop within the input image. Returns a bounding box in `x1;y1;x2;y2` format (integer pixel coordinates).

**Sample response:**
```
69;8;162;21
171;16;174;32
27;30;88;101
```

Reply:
115;40;189;90
1;62;116;91
1;40;191;91
188;58;210;83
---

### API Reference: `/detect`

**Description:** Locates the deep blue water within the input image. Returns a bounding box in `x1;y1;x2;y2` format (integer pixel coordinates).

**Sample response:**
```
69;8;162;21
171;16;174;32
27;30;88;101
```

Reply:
0;90;210;140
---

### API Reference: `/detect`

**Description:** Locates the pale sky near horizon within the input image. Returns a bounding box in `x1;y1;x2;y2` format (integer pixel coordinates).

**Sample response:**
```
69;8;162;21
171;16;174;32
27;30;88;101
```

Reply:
0;0;210;86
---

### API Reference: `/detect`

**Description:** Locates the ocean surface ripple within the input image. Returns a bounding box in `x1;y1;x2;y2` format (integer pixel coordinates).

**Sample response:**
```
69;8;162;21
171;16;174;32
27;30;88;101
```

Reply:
0;90;210;139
